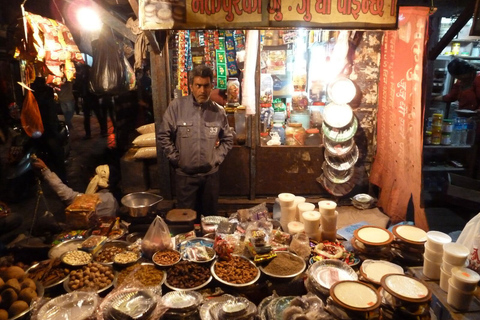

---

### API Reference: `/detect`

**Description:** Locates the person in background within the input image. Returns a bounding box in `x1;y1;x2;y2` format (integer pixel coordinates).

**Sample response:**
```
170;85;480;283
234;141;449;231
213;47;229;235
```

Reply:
157;65;233;216
209;88;227;106
31;76;67;183
32;157;119;218
57;64;76;130
436;58;480;110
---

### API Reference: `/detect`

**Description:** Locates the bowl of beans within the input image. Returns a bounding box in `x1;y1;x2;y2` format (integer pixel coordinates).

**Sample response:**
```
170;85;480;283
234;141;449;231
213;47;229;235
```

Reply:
211;255;260;287
152;249;181;267
165;261;212;291
61;250;92;267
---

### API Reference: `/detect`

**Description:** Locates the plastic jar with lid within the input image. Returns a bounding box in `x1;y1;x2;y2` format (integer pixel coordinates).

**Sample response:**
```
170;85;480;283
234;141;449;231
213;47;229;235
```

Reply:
441;132;452;146
285;123;306;145
442;119;453;133
305;128;322;146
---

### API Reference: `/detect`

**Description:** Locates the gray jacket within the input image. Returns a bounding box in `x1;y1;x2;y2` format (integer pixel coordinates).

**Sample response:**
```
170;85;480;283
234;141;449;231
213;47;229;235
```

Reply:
158;95;233;176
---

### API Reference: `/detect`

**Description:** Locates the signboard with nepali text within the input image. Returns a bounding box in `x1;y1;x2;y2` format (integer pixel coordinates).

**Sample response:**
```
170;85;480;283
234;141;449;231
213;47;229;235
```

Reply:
139;0;398;31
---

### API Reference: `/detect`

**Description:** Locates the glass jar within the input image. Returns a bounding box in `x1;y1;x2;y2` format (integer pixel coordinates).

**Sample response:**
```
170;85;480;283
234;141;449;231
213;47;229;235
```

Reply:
270;123;285;145
285;123;306;146
226;77;240;107
442;119;453;133
260;132;271;146
234;106;246;145
305;128;322;146
260;74;273;107
441;132;451;146
291;91;309;111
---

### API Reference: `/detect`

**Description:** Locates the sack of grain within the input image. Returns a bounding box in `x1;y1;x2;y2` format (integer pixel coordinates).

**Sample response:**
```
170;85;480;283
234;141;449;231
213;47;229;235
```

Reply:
136;123;155;134
132;133;156;147
134;147;157;159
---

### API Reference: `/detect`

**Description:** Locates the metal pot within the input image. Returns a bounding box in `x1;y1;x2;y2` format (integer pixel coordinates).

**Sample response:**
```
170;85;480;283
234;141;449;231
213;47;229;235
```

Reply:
121;192;163;217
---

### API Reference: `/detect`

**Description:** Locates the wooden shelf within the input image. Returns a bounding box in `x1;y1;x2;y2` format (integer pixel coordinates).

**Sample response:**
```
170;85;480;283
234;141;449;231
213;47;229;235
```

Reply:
424;144;472;149
423;165;465;172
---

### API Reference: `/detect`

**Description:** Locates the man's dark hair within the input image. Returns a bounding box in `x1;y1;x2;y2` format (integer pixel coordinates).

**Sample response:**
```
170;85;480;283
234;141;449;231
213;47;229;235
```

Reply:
189;65;213;85
448;58;479;77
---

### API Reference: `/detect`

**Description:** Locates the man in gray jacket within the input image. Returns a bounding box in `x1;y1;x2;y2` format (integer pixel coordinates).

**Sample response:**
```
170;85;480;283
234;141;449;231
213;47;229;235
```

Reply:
158;65;233;216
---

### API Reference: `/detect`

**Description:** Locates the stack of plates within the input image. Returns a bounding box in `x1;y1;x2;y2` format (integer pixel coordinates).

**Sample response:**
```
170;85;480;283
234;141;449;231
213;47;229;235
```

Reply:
306;259;358;297
351;226;394;260
351;193;375;210
319;103;359;197
391;225;427;264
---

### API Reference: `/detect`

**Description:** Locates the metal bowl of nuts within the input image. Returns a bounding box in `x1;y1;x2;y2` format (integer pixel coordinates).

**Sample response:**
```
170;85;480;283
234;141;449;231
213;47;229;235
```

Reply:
113;251;142;267
61;250;92;267
93;240;130;265
211;255;260;288
164;261;212;291
152;249;181;268
64;262;116;294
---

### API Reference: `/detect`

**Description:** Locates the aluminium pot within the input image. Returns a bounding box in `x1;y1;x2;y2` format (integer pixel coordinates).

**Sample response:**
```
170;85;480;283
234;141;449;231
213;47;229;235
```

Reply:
121;192;163;217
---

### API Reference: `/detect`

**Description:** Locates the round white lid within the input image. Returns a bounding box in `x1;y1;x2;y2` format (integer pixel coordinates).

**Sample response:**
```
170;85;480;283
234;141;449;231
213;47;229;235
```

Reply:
357;227;391;244
394;225;427;243
451;267;480;284
331;281;379;309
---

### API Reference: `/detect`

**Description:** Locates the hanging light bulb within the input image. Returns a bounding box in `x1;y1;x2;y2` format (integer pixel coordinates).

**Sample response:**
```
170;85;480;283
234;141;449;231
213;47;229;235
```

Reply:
76;7;102;31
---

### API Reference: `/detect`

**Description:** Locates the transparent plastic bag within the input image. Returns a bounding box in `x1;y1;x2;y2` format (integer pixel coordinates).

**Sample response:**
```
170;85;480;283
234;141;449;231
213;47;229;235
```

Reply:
141;215;172;258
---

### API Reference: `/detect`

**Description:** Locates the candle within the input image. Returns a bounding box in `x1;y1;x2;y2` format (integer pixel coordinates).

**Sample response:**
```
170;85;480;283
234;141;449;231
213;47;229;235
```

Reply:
321;210;338;241
278;193;295;207
298;202;315;224
302;210;321;234
318;200;337;216
294;196;306;220
288;221;305;234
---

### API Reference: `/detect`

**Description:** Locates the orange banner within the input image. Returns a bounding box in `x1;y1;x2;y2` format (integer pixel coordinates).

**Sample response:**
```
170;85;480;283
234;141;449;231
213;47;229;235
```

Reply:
139;0;398;30
370;6;429;230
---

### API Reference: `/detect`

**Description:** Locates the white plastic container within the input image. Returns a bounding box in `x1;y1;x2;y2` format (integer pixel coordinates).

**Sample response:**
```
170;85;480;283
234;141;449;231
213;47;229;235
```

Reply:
442;259;466;274
447;278;475;311
423;254;441;280
451;266;480;292
439;265;451;292
443;242;470;266
424;243;443;263
426;231;452;252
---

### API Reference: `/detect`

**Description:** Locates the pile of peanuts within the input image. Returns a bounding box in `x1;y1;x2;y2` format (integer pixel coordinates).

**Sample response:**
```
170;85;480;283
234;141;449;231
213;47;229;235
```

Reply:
62;250;92;266
153;249;180;265
214;256;258;284
114;251;139;264
68;262;114;291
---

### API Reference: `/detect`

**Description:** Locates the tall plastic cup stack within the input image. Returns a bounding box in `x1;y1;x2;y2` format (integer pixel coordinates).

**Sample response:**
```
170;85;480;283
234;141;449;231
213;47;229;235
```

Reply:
423;231;452;280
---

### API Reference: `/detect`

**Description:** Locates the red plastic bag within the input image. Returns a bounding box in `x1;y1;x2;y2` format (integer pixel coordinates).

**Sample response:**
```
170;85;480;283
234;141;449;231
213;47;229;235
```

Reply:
21;89;44;138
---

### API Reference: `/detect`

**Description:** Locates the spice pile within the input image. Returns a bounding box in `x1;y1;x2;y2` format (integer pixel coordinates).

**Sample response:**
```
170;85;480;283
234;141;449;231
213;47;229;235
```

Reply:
262;253;304;276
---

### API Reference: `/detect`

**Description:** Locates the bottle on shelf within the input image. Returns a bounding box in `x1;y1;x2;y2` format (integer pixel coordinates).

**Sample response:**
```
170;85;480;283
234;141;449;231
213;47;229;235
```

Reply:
459;118;468;146
451;118;462;146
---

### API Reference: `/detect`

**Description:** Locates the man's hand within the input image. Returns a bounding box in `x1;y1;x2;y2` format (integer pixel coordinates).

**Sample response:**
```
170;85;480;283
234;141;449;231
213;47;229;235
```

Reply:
32;158;47;171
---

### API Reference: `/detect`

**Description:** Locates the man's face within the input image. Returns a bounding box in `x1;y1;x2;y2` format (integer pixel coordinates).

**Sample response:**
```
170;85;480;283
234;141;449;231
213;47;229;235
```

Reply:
190;76;212;104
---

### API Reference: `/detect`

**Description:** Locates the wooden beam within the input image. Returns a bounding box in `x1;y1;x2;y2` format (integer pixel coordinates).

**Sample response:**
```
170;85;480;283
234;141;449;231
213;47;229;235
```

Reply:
428;1;476;60
127;0;161;54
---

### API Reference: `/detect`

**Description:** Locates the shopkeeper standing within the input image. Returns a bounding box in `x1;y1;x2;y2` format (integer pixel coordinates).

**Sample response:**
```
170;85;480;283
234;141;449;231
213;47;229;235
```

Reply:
158;65;233;216
436;58;480;110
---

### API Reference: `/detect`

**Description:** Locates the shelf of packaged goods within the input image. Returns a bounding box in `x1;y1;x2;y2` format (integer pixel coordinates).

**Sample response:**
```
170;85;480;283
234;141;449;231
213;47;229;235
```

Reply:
423;145;472;149
423;165;465;172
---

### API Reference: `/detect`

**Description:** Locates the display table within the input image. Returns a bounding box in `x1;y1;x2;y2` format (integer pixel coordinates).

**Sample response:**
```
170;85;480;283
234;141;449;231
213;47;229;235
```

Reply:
408;267;480;320
336;206;390;229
